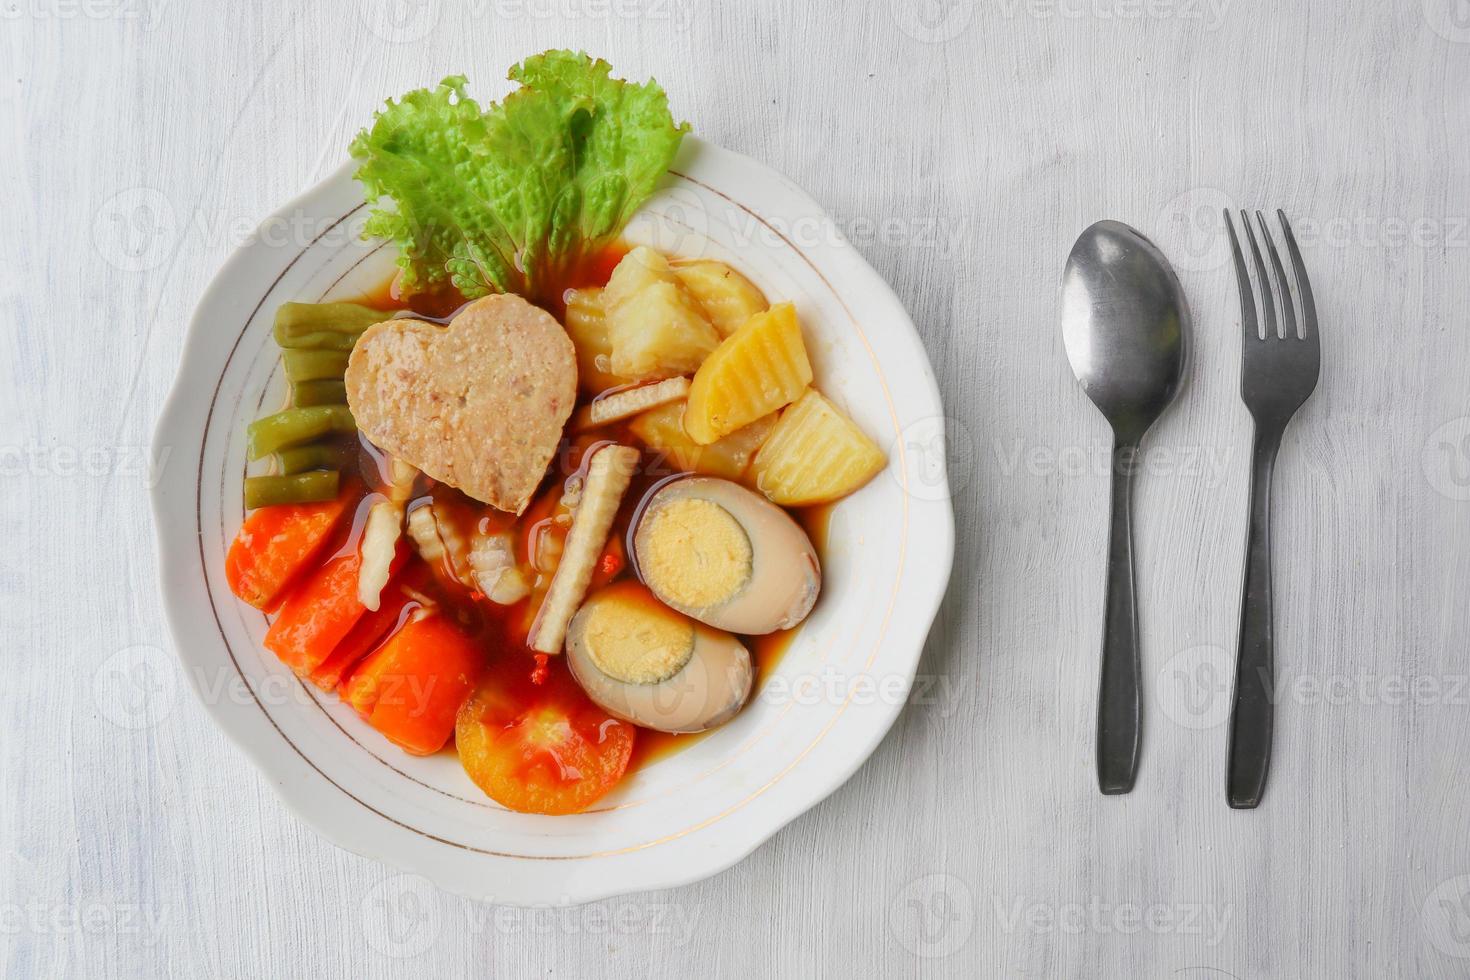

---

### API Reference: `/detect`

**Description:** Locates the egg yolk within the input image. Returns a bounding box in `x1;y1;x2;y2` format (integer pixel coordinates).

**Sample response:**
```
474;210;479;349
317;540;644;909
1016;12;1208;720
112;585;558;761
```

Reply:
637;497;753;611
582;589;695;685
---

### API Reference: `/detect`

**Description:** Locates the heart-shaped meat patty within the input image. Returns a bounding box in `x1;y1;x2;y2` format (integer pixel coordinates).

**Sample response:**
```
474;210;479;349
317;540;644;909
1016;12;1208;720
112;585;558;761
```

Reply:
345;294;577;514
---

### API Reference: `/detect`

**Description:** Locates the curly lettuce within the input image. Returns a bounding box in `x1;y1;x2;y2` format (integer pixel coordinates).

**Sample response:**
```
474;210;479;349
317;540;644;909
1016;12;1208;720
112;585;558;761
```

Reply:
349;52;689;305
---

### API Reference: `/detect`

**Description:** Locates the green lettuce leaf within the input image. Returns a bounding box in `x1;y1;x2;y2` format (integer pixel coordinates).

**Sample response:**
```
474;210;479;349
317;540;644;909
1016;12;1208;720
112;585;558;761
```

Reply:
349;52;688;305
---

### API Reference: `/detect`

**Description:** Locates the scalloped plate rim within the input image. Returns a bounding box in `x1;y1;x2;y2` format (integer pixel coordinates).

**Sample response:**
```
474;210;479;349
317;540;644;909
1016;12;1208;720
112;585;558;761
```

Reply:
151;135;954;905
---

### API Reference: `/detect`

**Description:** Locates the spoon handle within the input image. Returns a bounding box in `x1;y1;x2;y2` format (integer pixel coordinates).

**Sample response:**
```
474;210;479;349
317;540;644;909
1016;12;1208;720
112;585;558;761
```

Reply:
1097;439;1142;794
1225;426;1281;808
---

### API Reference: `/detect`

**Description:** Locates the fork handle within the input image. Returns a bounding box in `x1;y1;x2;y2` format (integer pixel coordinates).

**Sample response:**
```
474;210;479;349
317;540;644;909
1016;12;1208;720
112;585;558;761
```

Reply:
1097;438;1142;795
1227;426;1282;808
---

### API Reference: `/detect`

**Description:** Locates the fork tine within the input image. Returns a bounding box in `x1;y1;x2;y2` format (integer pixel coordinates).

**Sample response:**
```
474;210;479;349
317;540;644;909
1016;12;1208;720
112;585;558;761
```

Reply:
1240;210;1278;339
1256;211;1298;340
1224;210;1259;342
1277;210;1318;344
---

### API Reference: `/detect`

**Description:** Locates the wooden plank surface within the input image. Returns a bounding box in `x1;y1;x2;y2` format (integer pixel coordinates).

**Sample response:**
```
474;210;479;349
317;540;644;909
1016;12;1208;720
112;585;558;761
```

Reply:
4;1;1470;976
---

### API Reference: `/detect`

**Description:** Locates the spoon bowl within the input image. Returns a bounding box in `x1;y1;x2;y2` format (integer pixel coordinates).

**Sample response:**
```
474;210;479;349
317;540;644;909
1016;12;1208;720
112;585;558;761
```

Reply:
1062;221;1187;437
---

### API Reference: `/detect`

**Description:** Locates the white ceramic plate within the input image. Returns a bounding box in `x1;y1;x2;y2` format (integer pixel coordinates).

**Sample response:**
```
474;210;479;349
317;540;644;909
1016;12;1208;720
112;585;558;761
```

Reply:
152;137;954;905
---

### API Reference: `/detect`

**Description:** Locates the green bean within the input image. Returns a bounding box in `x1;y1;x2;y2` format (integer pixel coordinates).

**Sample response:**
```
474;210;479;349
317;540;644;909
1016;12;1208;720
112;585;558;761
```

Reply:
246;405;355;460
244;470;339;509
275;440;356;474
277;330;362;352
283;349;350;383
291;379;347;407
273;301;384;348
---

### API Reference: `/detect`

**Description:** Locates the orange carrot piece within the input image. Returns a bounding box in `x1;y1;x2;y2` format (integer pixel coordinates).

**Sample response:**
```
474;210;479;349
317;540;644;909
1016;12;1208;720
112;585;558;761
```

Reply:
308;641;370;695
264;553;366;676
307;593;402;692
308;564;429;692
342;615;485;755
225;486;354;612
265;543;406;677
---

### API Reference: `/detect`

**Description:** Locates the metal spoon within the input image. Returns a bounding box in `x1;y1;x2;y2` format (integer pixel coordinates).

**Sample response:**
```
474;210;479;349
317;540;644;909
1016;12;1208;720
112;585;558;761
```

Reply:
1061;220;1188;795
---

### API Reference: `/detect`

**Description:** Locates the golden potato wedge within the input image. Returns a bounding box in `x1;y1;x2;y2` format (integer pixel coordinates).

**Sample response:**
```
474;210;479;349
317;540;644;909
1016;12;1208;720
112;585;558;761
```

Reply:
750;389;886;505
603;247;719;381
608;281;719;379
602;245;672;310
629;401;776;481
683;302;812;445
673;260;768;338
563;288;628;396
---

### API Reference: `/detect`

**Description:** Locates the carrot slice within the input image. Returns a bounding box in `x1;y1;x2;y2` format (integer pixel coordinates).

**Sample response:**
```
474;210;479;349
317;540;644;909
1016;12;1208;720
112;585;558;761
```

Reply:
265;542;406;677
342;615;485;755
308;636;375;694
308;564;430;692
225;484;354;611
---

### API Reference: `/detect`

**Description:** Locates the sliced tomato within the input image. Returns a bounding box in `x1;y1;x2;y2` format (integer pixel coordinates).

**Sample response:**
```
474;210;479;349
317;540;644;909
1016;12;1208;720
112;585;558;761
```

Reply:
455;657;635;815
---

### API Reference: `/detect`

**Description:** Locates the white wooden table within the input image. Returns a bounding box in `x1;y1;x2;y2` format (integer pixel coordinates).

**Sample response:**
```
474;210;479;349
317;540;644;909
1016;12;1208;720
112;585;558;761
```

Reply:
6;1;1470;976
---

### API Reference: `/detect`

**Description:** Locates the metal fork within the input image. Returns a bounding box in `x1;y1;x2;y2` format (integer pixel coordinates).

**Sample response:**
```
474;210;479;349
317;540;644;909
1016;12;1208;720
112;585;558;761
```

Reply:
1222;209;1320;809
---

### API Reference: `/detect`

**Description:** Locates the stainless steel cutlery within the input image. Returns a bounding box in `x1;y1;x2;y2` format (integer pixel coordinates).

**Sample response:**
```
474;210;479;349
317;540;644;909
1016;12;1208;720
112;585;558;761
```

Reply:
1222;210;1321;809
1061;210;1318;802
1062;221;1189;795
